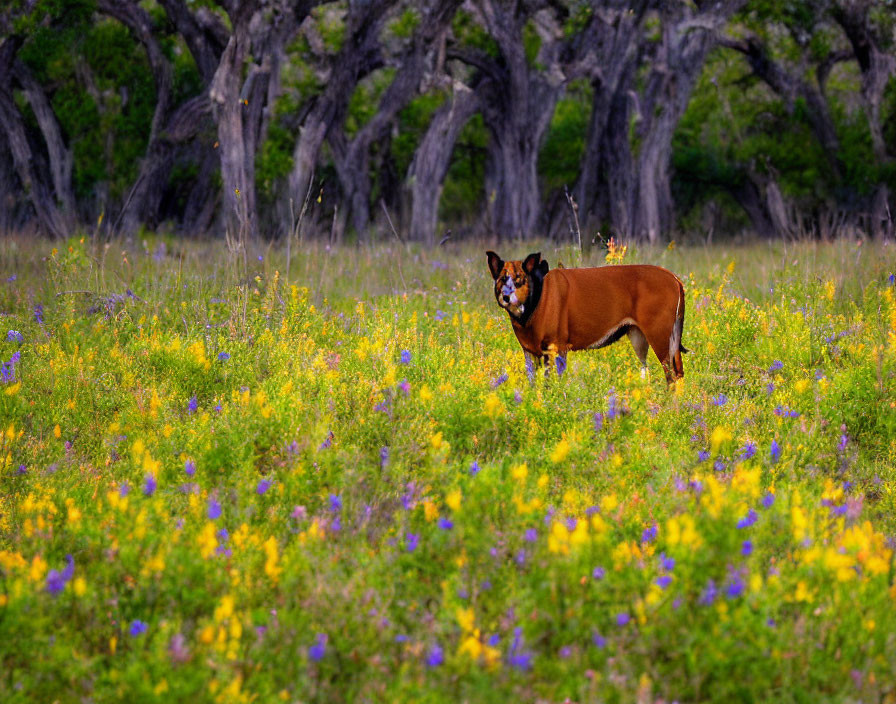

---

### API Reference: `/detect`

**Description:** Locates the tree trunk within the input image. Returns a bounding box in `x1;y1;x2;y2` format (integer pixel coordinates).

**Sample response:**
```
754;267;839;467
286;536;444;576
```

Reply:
287;2;396;222
405;83;480;244
0;84;70;238
12;61;75;219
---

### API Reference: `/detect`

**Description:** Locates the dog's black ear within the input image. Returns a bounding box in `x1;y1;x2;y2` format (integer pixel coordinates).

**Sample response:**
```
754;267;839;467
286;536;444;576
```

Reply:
538;259;549;276
522;252;542;274
486;251;504;280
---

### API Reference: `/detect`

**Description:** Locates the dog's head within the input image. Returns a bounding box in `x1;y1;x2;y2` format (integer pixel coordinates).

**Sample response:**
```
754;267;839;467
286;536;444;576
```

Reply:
486;251;549;321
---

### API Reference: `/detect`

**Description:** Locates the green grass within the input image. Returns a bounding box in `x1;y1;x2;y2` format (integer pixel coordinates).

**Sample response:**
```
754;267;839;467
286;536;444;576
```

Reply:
1;234;895;702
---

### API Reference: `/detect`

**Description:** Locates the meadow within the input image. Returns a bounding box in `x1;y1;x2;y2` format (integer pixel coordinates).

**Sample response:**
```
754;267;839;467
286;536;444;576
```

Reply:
1;234;895;703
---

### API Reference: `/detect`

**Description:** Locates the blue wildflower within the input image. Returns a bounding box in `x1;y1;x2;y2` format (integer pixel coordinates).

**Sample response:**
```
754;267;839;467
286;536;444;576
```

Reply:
725;571;746;599
129;620;148;637
399;350;412;365
208;499;222;520
185;459;196;476
328;494;342;512
469;460;481;475
143;473;156;497
699;579;718;606
711;393;728;406
491;372;508;388
740;442;757;460
406;533;419;552
592;631;607;649
770;440;781;463
425;644;444;667
218;352;230;362
641;523;658;543
769;360;783;372
616;612;630;627
656;575;673;590
524;528;538;542
437;517;453;531
742;540;753;556
308;633;327;661
737;508;758;529
257;478;273;495
187;395;198;414
555;355;567;376
659;554;675;571
380;446;389;469
507;627;533;671
762;493;776;508
6;330;23;344
698;450;710;462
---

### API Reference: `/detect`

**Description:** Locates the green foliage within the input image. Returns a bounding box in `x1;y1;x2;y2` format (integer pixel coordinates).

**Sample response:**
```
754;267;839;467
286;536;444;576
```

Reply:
391;90;447;178
388;7;420;40
538;80;591;193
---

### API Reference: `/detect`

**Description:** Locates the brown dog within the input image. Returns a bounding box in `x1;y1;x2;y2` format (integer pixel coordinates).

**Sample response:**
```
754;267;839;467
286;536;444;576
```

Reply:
486;251;687;383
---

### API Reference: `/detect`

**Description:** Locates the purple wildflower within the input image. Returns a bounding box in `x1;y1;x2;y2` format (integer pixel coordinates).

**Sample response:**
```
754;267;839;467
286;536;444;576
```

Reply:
399;350;411;365
143;473;157;497
425;644;444;667
555;355;567;376
469;460;481;475
740;442;757;460
129;620;148;637
593;412;604;432
328;494;342;512
656;575;673;590
507;627;533;671
592;631;607;649
770;440;781;463
725;571;746;599
742;540;753;556
491;372;508;388
524;528;538;543
218;352;230;362
319;430;334;450
711;394;728;406
380;446;389;469
437;517;453;531
737;509;758;529
187;395;198;414
208;498;222;520
642;523;658;543
399;379;410;395
616;612;630;627
769;360;783;372
659;554;675;571
256;478;273;495
184;459;196;476
698;450;710;462
762;493;776;509
7;330;23;344
406;533;419;552
308;633;327;661
699;579;718;606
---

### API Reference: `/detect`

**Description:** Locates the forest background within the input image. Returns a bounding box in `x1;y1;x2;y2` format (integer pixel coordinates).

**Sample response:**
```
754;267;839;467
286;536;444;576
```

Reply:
1;0;895;246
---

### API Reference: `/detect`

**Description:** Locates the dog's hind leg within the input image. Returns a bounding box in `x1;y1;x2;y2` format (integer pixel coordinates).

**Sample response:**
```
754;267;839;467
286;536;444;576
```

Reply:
627;326;649;379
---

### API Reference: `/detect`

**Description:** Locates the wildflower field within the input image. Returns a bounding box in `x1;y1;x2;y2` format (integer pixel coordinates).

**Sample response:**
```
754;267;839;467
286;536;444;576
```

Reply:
1;235;896;703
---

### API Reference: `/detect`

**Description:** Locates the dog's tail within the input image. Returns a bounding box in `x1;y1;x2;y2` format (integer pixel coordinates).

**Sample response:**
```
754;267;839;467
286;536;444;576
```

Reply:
669;278;688;377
